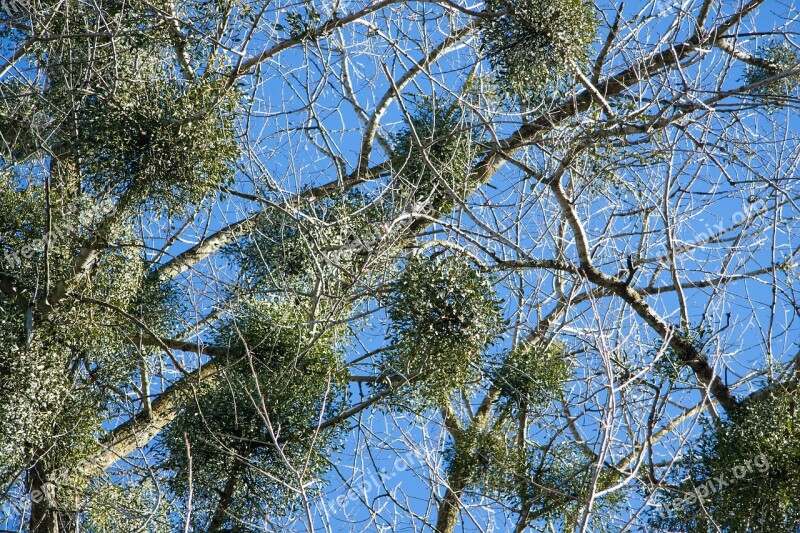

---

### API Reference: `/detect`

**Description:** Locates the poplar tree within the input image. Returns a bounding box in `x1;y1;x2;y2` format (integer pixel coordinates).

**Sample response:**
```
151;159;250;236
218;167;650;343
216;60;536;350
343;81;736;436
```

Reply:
1;0;800;532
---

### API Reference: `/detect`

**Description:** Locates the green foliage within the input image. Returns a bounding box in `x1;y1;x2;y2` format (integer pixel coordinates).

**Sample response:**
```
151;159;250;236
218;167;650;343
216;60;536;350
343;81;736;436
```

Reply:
0;238;148;477
0;177;46;271
653;384;800;532
0;186;182;485
0;319;102;508
446;432;624;528
529;442;625;529
83;479;171;533
480;0;597;98
745;41;800;97
0;79;43;161
0;308;69;473
382;254;503;403
390;98;477;208
161;300;347;528
277;2;323;40
0;1;242;519
77;78;240;212
446;424;528;496
229;189;392;300
495;341;571;411
0;251;175;493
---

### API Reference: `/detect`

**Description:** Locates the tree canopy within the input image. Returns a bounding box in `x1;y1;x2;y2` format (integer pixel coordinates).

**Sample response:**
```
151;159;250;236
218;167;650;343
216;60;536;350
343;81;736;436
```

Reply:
2;0;800;531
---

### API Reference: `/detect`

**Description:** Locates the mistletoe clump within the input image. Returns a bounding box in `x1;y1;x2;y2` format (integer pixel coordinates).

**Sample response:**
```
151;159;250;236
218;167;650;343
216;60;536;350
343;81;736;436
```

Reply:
0;79;44;162
229;189;392;299
0;313;70;473
77;77;240;212
446;424;528;497
390;99;477;208
480;0;597;98
383;254;503;403
446;429;623;524
0;314;104;507
496;341;571;411
653;384;800;532
745;41;800;98
161;300;348;528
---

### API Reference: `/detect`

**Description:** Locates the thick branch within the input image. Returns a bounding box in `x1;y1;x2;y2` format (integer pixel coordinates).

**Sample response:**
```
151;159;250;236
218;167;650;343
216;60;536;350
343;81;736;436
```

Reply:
94;356;224;473
548;173;738;412
715;36;784;71
153;164;388;283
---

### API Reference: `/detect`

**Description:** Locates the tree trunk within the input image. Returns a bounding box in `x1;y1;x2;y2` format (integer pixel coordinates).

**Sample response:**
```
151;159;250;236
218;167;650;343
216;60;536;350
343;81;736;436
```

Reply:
28;461;77;533
435;479;466;533
208;459;244;532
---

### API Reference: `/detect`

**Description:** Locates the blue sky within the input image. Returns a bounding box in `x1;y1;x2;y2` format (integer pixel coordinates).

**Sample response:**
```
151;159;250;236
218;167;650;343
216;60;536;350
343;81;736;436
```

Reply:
3;0;800;531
